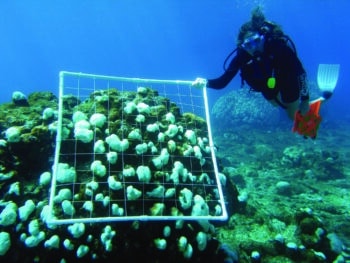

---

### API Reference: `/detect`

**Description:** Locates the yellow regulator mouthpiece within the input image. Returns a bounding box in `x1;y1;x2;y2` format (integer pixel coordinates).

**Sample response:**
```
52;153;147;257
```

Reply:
267;77;276;89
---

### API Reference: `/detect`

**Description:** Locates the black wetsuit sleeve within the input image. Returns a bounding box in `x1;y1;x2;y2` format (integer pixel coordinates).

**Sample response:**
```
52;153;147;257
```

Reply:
289;49;310;101
207;50;247;90
298;72;309;101
278;42;309;100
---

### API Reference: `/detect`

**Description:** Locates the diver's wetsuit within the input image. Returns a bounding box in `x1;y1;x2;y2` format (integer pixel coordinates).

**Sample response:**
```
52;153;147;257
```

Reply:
207;38;309;104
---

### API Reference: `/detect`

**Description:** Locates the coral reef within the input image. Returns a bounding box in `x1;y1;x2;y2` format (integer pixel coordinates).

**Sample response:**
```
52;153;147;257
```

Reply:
0;86;349;262
214;125;350;262
51;87;222;220
0;88;231;262
211;89;281;130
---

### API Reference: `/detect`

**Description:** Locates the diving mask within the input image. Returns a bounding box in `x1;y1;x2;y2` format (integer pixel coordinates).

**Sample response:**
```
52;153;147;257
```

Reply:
241;33;265;56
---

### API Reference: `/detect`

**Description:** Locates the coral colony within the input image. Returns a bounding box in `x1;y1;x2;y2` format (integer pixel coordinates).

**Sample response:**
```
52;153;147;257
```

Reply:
1;83;348;262
49;85;224;222
0;85;226;261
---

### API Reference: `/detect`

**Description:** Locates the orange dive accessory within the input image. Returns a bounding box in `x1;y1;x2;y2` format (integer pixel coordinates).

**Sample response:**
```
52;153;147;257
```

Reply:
292;100;322;139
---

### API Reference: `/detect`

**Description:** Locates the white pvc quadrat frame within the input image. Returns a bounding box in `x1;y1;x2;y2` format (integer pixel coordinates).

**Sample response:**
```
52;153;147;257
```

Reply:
47;71;228;224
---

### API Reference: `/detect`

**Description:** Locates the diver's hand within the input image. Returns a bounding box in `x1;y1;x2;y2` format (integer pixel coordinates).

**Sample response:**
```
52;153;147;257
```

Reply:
192;78;207;89
299;100;310;115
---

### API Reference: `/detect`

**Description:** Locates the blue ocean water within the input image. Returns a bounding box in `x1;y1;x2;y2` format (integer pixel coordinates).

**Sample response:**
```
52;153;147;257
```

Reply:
0;0;348;119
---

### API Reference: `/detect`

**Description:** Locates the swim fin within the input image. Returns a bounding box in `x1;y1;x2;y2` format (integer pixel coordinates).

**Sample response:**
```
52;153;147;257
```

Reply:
292;99;322;139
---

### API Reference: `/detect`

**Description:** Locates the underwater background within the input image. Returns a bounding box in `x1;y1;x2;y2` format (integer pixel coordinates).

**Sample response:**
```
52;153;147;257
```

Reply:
0;0;350;262
0;0;349;110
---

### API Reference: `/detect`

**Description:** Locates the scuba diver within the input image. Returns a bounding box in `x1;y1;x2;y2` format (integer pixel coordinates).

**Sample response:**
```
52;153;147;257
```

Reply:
192;7;310;121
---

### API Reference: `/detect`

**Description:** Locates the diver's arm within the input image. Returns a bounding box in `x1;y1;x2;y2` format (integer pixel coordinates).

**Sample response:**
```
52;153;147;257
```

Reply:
285;45;310;113
276;42;310;100
298;71;310;115
289;48;310;101
207;51;246;90
283;44;310;101
207;70;237;90
298;72;309;101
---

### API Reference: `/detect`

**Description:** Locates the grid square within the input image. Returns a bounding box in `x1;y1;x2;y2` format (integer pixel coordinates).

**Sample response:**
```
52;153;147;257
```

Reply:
47;71;227;224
